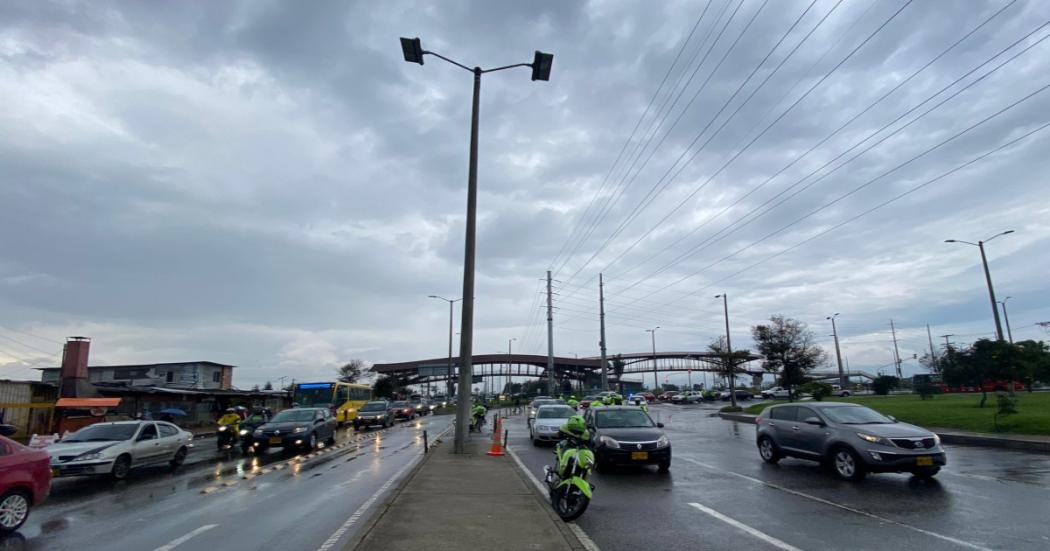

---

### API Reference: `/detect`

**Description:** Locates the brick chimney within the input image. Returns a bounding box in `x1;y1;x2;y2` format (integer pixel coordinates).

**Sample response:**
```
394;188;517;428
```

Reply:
59;337;98;398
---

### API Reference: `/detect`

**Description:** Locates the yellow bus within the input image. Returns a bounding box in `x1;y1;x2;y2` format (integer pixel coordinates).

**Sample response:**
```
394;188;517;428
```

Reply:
292;382;372;424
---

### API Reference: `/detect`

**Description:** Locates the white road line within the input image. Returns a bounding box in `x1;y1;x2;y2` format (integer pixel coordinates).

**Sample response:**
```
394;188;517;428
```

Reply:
315;457;417;551
505;445;602;551
687;503;803;551
151;524;219;551
678;457;992;551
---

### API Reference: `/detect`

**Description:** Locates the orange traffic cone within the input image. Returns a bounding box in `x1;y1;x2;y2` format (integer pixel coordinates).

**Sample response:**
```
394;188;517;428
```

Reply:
487;417;505;456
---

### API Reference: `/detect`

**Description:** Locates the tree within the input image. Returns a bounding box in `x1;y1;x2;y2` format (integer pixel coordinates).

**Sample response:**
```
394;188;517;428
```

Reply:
373;374;407;399
707;336;752;408
872;375;899;396
251;384;260;392
337;359;366;383
1015;340;1050;391
751;315;827;402
800;381;832;401
944;339;1019;406
263;380;273;391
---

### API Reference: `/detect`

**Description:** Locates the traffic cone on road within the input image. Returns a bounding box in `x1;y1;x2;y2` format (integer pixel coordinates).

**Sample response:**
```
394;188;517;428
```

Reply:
486;417;505;456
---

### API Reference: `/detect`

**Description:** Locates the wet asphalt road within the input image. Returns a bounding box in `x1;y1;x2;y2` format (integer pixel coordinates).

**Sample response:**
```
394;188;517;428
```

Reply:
505;402;1050;551
15;414;453;551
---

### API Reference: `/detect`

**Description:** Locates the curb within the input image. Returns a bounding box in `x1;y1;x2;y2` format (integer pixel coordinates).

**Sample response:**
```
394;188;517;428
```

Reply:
504;445;595;551
715;412;1050;453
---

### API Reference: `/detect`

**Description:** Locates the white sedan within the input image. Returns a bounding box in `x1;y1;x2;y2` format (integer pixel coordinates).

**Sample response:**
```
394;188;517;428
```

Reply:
529;404;577;445
48;421;194;480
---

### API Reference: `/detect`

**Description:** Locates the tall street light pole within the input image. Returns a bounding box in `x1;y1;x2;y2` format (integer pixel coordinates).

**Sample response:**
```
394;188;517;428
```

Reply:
827;313;845;388
507;337;516;398
402;38;553;454
945;230;1013;342
429;295;461;400
998;296;1014;344
715;294;737;409
645;327;660;392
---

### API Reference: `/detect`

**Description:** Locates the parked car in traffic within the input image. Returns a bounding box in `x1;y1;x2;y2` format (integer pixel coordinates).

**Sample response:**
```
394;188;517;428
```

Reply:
527;398;565;426
48;421;192;480
755;402;946;481
584;406;670;472
831;385;852;397
529;404;577;445
390;400;420;420
409;396;430;415
657;391;679;401
761;387;791;399
720;389;752;401
578;396;600;409
353;400;395;430
0;425;50;532
671;391;702;404
251;407;337;452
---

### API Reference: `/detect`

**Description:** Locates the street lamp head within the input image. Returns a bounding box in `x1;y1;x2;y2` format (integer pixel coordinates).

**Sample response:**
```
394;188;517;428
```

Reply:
400;37;424;65
428;295;439;299
714;294;723;299
944;239;957;243
531;51;553;81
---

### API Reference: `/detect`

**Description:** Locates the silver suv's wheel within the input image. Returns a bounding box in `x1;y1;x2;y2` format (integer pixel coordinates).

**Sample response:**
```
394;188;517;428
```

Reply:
832;447;866;481
758;437;780;464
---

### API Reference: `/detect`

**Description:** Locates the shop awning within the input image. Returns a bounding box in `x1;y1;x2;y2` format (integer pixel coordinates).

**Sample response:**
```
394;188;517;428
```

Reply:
55;398;122;408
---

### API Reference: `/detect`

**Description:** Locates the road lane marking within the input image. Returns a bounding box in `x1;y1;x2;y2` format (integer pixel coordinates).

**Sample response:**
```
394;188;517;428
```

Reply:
315;454;419;551
506;445;601;551
678;457;992;551
687;503;802;551
151;524;219;551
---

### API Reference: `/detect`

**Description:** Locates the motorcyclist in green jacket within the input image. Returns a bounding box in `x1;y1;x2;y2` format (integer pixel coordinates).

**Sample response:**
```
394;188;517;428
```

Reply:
471;403;487;432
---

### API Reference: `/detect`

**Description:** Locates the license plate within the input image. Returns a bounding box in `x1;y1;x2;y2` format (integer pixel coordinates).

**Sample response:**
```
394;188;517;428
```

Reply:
269;437;281;445
631;451;649;460
916;456;934;466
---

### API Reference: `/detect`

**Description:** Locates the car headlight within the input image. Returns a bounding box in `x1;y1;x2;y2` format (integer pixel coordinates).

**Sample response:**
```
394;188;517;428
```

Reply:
239;429;249;436
73;452;105;462
598;435;621;449
292;426;307;434
254;429;264;436
655;435;670;448
932;434;941;446
857;433;892;446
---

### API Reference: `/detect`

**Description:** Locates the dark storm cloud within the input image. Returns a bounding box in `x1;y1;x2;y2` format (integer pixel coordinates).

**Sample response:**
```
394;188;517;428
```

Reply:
1;0;1048;386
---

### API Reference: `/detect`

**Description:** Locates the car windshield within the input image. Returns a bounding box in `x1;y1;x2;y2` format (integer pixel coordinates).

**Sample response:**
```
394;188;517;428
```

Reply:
361;402;388;412
821;406;894;424
594;410;655;428
532;400;555;408
271;409;316;423
64;424;139;442
391;401;409;408
537;406;575;419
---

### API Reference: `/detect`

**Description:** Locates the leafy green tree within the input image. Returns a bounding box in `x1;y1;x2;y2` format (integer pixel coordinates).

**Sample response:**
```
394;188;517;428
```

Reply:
1015;340;1050;390
372;374;407;398
708;336;752;408
611;355;626;394
337;359;366;383
872;375;899;396
800;381;832;401
751;315;826;402
263;380;274;391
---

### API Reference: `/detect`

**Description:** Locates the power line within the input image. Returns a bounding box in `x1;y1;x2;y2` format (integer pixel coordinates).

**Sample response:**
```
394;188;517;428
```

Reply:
0;332;60;358
609;20;1050;314
548;1;717;277
0;326;63;346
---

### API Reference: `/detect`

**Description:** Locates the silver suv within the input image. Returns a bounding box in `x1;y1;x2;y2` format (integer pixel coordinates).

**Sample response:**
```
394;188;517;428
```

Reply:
755;402;946;481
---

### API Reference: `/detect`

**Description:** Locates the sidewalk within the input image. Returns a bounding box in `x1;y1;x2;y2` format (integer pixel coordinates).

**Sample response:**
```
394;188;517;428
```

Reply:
349;433;587;551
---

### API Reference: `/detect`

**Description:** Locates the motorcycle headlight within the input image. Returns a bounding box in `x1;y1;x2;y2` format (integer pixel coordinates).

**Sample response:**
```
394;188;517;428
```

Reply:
857;433;892;446
74;452;104;462
218;426;228;432
292;426;307;434
239;429;249;436
655;435;670;449
598;435;621;449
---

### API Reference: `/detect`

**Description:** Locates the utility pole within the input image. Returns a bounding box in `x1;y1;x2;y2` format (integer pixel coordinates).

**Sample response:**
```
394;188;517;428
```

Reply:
599;273;609;392
546;270;555;396
941;334;954;350
715;294;737;408
890;319;903;379
998;297;1014;343
926;324;938;372
828;313;845;388
646;327;660;392
945;231;1012;342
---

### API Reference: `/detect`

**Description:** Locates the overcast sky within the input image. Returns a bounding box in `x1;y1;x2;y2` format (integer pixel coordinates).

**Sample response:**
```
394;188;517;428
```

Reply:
2;0;1049;389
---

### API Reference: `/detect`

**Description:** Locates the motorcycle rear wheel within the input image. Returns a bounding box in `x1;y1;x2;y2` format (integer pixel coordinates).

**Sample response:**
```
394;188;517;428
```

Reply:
551;487;590;522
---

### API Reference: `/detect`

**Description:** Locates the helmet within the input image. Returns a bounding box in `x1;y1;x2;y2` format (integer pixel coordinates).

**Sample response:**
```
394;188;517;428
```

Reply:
225;407;236;413
560;415;586;437
603;396;615;405
567;399;579;407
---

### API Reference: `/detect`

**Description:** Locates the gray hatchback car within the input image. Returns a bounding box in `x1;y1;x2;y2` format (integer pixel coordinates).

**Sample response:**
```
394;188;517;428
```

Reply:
755;402;946;481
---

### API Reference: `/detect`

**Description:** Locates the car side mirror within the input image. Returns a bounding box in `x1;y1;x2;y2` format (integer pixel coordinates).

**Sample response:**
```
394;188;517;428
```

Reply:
887;415;897;422
803;417;825;427
657;422;665;428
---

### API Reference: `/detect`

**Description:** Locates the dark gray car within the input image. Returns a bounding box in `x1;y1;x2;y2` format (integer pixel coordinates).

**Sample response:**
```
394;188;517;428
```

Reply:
755;402;946;481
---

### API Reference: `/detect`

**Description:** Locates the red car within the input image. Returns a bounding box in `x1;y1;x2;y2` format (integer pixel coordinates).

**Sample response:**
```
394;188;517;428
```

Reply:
390;401;418;420
640;392;656;402
0;426;51;532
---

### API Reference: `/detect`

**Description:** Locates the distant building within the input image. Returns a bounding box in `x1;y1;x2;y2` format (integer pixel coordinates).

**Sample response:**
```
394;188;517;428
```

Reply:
38;361;235;390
